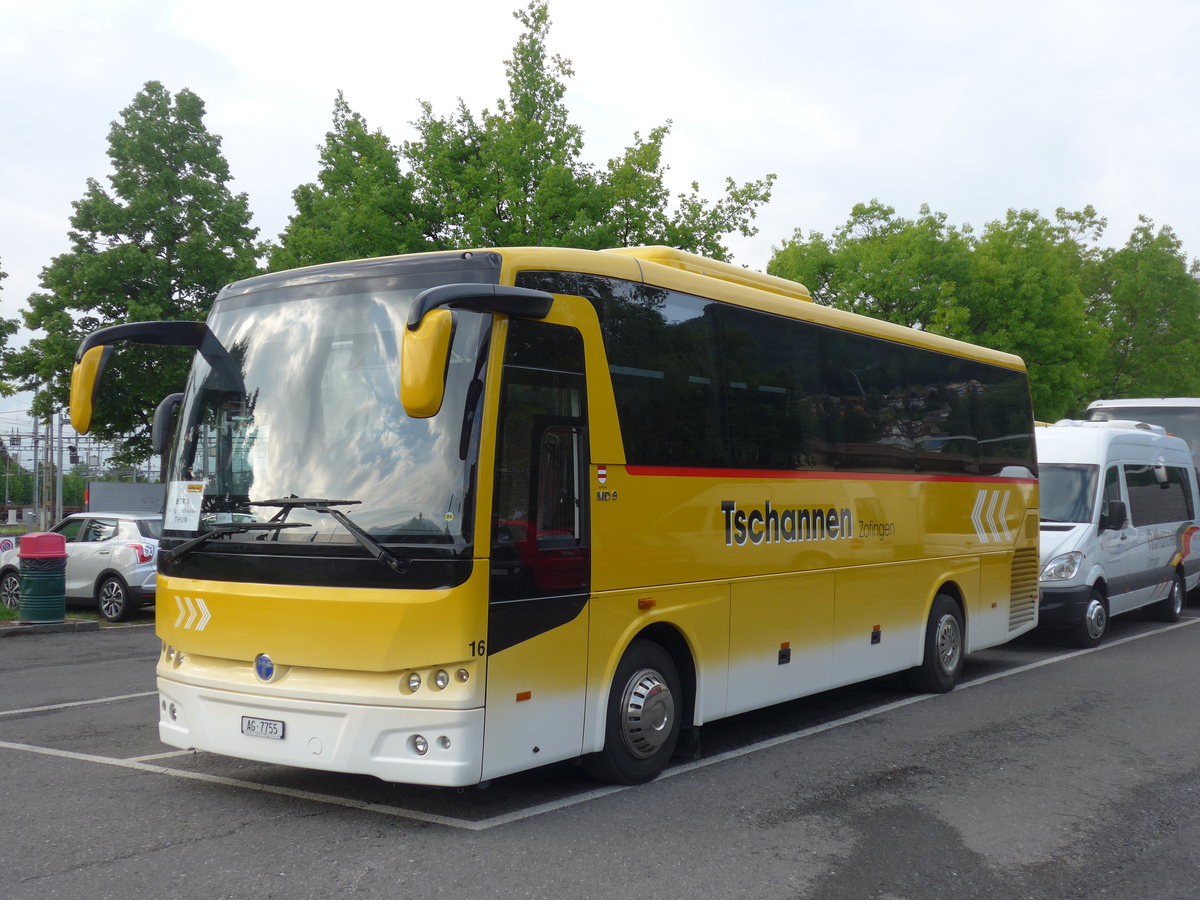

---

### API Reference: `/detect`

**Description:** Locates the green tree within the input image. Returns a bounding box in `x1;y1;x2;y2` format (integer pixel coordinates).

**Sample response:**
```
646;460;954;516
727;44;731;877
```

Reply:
399;1;772;260
3;81;260;463
270;93;435;270
1086;218;1200;401
769;201;971;329
942;209;1101;421
0;263;16;397
769;203;1105;421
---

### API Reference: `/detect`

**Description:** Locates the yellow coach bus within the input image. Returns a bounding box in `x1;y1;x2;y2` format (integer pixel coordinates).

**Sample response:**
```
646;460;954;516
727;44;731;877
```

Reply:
70;246;1039;787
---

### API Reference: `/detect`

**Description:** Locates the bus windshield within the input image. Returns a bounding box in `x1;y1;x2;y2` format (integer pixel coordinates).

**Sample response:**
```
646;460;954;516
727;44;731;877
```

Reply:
166;275;492;546
1039;463;1099;524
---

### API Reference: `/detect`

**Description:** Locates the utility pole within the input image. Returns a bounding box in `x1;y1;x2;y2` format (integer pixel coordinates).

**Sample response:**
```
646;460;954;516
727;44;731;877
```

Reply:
55;412;64;523
31;425;39;530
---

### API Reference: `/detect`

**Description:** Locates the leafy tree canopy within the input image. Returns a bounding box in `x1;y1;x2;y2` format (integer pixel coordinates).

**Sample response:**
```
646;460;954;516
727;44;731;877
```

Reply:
770;201;1200;421
269;92;436;271
4;81;261;462
275;2;775;266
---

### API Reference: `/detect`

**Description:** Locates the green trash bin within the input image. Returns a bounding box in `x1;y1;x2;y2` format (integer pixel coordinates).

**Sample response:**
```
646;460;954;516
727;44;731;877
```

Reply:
19;532;67;624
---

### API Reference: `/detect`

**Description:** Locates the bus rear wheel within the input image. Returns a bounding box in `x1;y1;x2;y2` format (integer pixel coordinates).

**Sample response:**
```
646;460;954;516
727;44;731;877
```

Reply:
904;593;964;694
582;639;681;785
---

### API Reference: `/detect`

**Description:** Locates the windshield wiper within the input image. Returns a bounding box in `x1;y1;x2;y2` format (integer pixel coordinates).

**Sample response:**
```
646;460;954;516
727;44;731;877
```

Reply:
161;522;309;565
250;497;411;574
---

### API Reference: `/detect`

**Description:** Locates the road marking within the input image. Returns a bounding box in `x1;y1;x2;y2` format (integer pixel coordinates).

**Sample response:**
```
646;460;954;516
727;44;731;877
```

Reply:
1;617;1197;831
0;691;156;718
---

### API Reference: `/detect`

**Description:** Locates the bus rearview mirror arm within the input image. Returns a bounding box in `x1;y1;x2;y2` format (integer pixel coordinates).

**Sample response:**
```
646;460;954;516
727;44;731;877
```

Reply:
71;320;242;434
401;284;554;419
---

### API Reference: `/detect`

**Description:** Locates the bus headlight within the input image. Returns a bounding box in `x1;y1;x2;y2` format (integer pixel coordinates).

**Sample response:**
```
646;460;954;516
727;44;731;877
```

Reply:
406;672;422;692
433;669;450;690
1041;551;1084;582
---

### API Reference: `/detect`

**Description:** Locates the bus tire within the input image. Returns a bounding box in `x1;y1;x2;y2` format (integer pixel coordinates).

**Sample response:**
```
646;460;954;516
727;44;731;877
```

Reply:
1151;572;1185;623
904;593;964;694
582;639;681;785
1071;589;1108;648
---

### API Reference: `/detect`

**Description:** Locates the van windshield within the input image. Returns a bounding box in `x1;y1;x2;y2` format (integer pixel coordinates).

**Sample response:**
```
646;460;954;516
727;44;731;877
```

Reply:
1040;464;1099;524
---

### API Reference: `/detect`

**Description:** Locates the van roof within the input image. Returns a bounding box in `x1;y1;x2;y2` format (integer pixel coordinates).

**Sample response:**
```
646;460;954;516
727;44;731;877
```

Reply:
1036;419;1192;465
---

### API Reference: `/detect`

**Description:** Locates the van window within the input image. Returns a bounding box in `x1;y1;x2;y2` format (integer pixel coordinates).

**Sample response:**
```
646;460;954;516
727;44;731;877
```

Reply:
1124;464;1194;525
1101;466;1122;524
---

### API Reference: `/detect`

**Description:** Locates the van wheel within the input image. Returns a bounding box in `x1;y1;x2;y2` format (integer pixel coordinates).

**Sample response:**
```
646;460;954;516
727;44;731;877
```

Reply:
582;640;681;785
1072;590;1108;647
1151;572;1185;623
904;593;964;693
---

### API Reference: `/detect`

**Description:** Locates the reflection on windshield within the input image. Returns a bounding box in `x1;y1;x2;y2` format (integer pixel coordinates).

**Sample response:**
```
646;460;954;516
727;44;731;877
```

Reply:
168;280;491;545
1040;464;1099;524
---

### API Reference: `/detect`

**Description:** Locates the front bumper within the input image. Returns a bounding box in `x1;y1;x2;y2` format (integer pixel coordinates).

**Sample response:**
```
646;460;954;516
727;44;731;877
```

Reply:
1038;584;1095;629
157;675;486;786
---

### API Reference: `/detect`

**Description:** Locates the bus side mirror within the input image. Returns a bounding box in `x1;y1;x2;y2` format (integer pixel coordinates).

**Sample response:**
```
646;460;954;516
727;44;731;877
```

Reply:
1100;500;1127;531
152;392;184;456
400;308;455;418
70;344;115;434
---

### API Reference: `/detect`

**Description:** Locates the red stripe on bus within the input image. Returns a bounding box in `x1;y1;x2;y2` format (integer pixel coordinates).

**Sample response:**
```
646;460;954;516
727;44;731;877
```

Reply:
622;465;1037;484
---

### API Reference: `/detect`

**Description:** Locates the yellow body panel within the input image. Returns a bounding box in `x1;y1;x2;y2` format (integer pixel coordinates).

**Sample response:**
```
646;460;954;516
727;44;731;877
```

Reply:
158;573;487;686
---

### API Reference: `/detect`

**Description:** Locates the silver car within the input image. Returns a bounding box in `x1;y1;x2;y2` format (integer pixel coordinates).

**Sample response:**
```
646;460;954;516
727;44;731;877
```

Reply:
0;512;160;622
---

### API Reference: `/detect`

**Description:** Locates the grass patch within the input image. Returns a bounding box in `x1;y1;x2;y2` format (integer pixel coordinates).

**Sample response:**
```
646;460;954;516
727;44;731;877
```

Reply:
0;604;17;622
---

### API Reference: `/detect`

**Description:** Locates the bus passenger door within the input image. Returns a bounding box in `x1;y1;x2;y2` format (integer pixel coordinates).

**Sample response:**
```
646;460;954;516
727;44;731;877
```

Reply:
482;318;591;781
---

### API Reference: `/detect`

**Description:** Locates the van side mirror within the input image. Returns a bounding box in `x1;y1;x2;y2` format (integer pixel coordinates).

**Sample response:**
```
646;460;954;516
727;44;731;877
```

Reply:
1100;500;1127;531
152;393;184;456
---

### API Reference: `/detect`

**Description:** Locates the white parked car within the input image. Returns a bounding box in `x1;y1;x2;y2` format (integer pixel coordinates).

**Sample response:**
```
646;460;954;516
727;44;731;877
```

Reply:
0;512;161;622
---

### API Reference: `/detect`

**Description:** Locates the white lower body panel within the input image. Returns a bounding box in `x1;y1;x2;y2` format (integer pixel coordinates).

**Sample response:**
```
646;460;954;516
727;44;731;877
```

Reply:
157;676;485;787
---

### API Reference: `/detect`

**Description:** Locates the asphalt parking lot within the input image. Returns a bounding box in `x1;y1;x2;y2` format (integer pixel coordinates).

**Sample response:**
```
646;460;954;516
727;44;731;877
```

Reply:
4;613;1200;899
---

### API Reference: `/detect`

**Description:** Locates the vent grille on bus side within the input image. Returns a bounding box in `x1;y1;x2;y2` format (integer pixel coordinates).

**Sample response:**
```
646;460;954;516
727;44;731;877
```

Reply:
1008;548;1040;630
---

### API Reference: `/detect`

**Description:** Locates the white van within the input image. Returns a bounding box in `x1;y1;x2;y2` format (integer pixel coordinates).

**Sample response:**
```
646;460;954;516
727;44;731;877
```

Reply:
1037;419;1200;646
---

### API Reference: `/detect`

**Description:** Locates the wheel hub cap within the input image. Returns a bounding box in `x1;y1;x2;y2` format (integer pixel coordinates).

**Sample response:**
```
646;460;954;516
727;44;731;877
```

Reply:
619;668;675;759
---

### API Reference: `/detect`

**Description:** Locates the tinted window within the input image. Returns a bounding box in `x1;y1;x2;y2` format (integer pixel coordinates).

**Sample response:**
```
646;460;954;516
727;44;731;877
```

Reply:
516;270;1036;476
137;519;163;539
53;519;86;542
1124;465;1194;526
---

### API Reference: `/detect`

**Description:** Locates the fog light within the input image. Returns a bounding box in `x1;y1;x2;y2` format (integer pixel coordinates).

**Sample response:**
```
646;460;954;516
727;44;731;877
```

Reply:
456;668;470;683
411;734;429;755
434;669;450;690
168;703;178;722
166;645;176;661
438;736;451;750
407;672;422;692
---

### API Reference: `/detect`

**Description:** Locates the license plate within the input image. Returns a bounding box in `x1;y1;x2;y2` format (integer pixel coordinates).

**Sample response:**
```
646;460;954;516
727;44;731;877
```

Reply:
241;715;285;740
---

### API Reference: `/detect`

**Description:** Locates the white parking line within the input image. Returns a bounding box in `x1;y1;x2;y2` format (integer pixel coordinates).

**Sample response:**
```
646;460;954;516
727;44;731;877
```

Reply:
1;617;1196;830
0;690;156;718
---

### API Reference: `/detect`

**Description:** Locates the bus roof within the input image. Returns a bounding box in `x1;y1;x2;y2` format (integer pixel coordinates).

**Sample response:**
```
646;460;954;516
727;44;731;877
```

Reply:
219;245;1029;373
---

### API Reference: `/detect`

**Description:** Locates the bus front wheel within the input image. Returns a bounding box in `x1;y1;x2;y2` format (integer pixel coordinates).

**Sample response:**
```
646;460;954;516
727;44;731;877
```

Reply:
905;593;964;694
582;639;681;785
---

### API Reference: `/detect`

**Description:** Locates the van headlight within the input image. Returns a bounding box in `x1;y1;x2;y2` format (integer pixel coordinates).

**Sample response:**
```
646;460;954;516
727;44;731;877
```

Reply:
1041;551;1084;582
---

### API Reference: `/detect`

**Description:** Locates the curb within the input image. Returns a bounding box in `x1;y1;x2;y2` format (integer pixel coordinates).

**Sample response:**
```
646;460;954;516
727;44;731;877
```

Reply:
0;618;102;637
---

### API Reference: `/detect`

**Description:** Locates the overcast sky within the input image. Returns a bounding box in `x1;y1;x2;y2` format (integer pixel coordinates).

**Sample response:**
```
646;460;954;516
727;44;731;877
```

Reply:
2;0;1198;419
